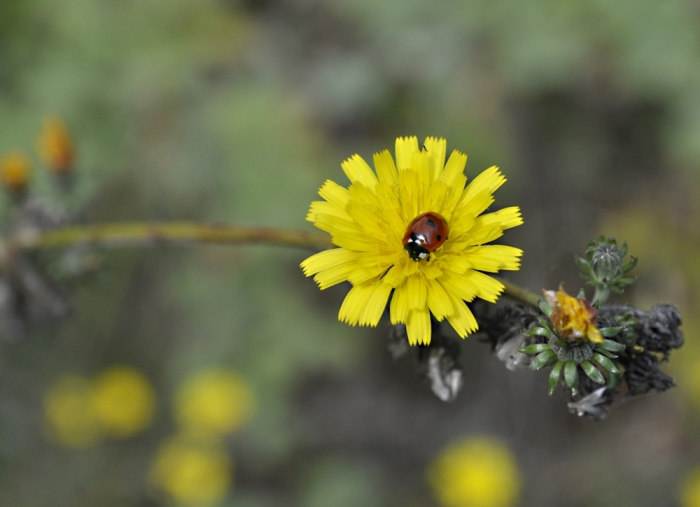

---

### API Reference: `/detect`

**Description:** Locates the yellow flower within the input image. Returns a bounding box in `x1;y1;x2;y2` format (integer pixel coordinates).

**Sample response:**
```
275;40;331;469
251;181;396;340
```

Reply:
43;375;100;448
174;369;254;438
427;436;521;507
681;467;700;507
91;366;156;438
301;136;523;345
544;286;603;343
149;434;233;506
36;117;75;174
0;151;32;193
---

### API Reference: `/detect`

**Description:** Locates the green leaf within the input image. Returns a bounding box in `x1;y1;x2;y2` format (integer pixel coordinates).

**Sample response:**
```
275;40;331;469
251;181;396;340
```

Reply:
617;277;636;286
519;343;552;355
599;326;623;337
564;360;579;394
593;347;617;359
619;241;628;258
575;257;594;276
592;353;620;374
580;361;605;384
523;327;553;339
529;349;558;371
622;255;637;273
599;339;625;352
607;371;622;389
548;361;564;395
537;317;551;328
576;288;586;299
538;299;553;317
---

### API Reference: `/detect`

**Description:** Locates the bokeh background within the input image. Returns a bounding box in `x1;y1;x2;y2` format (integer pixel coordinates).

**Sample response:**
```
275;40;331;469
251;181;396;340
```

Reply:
1;1;700;506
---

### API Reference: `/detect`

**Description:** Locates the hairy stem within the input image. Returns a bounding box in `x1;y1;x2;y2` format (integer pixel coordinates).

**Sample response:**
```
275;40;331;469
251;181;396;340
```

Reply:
6;221;541;309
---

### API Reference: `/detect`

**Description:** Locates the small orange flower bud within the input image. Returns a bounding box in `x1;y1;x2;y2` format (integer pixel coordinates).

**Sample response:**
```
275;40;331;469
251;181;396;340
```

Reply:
37;117;74;175
0;151;32;193
543;286;603;343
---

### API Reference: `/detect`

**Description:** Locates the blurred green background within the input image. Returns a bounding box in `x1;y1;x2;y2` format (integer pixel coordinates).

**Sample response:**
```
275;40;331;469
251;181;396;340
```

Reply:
1;0;700;506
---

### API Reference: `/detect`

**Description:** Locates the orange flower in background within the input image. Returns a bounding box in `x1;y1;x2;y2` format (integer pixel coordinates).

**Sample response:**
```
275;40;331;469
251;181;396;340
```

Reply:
544;286;603;343
0;151;32;193
37;117;75;174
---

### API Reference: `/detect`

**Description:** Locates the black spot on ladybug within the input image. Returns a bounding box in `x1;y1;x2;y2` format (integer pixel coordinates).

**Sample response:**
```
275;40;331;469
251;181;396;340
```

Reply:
426;219;436;227
436;235;441;241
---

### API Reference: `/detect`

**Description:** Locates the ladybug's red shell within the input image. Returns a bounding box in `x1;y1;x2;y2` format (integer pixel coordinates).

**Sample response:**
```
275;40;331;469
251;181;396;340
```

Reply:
402;212;449;261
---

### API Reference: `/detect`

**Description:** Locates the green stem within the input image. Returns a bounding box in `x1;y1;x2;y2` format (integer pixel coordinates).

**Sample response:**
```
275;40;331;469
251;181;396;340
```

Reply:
8;222;334;251
497;276;541;310
5;221;541;309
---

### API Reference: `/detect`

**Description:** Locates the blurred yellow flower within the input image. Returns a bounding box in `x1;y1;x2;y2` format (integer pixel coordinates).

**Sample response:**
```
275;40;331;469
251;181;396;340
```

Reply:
427;436;521;507
680;467;700;507
36;116;75;174
174;369;253;438
0;151;32;193
544;286;603;343
92;366;156;438
150;435;233;506
43;374;100;448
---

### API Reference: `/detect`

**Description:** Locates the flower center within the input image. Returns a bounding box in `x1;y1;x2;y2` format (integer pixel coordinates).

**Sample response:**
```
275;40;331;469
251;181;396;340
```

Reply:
402;212;449;262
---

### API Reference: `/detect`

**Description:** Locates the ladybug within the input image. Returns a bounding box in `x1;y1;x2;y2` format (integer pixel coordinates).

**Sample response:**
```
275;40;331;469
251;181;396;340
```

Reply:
402;212;449;261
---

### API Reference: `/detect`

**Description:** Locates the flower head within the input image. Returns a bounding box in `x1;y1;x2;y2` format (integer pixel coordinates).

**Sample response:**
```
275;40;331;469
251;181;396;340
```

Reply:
91;366;156;438
43;374;101;448
301;136;523;345
0;151;32;193
174;369;254;438
149;434;233;505
544;286;602;343
37;117;75;174
427;436;522;507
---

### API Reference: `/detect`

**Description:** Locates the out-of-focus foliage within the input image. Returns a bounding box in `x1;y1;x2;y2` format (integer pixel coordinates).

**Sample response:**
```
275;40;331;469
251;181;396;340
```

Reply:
0;0;699;506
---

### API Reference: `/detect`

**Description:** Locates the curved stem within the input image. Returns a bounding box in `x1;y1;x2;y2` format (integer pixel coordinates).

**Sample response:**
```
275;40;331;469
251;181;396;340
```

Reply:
6;221;541;309
497;276;541;310
8;222;334;251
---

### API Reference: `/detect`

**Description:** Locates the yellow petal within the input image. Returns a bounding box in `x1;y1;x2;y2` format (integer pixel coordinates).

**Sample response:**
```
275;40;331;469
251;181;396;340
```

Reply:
318;180;351;209
438;270;479;302
456;188;495;220
462;245;523;272
440;150;467;187
395;136;419;170
446;294;478;338
411;150;431;199
423;137;446;181
476;207;523;230
461;166;506;203
375;181;407;236
314;261;357;289
339;283;375;325
306;201;351;222
463;270;504;303
406;308;431;345
398;169;421;222
330;230;376;251
426;278;453;321
405;273;427;310
314;213;362;236
348;265;388;286
373;150;398;185
359;282;392;326
301;248;355;276
390;280;410;323
341;154;378;190
424;181;448;215
439;173;466;220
